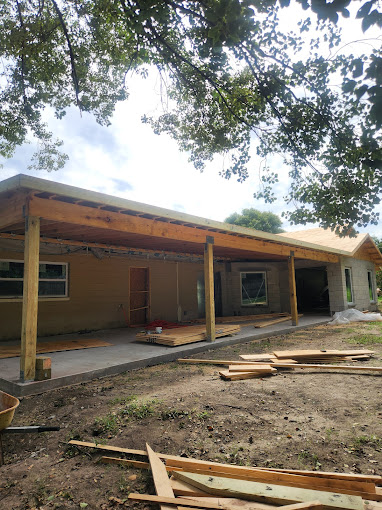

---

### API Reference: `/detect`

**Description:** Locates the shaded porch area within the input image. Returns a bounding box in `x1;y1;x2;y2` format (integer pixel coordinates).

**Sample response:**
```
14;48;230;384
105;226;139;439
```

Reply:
0;314;330;397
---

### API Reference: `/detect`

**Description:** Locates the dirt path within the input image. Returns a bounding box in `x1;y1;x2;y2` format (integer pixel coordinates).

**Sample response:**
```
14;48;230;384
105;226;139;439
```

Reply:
1;321;382;509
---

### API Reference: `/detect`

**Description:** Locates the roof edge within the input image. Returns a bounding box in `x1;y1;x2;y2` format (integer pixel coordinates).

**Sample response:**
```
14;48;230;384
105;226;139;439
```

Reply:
0;173;366;258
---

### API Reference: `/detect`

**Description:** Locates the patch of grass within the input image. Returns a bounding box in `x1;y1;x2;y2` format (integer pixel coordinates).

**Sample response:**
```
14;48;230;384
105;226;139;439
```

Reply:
352;435;382;449
110;395;137;406
348;334;382;345
195;410;211;420
160;408;189;420
297;450;321;470
121;399;160;420
94;413;119;435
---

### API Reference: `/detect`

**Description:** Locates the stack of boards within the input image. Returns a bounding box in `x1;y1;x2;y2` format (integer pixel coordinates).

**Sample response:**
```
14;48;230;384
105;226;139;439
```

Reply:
136;324;241;347
69;439;382;510
241;349;375;363
177;349;377;381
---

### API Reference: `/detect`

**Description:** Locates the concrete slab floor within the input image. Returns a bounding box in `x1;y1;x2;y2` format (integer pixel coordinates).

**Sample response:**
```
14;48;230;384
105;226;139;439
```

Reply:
0;315;331;397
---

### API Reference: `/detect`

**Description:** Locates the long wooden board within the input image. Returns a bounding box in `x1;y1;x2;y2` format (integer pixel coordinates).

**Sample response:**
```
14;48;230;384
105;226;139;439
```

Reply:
173;472;364;510
147;443;176;510
166;459;376;496
0;338;113;359
272;350;374;360
254;315;303;328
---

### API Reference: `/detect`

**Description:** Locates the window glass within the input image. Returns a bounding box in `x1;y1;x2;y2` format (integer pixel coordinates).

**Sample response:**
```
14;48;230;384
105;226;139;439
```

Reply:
241;272;267;305
0;260;68;298
368;271;375;302
345;268;353;303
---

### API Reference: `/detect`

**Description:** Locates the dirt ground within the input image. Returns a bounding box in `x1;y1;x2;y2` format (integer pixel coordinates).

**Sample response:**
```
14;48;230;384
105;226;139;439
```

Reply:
1;320;382;510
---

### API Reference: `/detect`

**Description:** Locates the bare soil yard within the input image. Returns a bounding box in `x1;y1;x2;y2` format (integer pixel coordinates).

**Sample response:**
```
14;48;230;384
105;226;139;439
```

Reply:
1;321;382;510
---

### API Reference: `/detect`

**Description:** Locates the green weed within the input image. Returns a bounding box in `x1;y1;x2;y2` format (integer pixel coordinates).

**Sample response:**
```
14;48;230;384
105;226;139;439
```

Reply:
110;395;137;406
348;335;382;345
94;413;119;435
121;399;159;420
160;408;189;420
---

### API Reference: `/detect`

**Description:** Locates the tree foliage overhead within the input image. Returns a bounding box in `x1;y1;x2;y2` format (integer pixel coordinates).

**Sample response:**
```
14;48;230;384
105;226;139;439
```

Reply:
225;208;285;233
0;0;381;231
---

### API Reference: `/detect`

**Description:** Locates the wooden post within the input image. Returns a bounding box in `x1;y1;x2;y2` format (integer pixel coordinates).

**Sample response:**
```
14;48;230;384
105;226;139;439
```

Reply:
20;216;40;382
288;251;298;326
204;237;215;342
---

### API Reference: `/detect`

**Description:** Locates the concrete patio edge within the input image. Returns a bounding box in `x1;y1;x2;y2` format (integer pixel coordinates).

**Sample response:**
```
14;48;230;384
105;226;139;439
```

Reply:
1;318;331;397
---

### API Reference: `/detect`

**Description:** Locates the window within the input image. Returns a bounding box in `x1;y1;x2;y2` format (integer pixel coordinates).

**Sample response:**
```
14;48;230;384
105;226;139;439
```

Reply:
344;267;353;304
368;270;375;302
0;260;68;299
240;271;267;306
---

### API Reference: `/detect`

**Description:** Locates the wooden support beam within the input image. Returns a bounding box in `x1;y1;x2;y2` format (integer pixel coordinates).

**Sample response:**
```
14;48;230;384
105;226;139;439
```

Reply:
288;252;298;326
20;216;40;382
27;196;339;263
204;240;215;342
0;191;27;231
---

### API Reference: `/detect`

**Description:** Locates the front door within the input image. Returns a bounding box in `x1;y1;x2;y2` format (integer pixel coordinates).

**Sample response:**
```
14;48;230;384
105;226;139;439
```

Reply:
129;267;150;326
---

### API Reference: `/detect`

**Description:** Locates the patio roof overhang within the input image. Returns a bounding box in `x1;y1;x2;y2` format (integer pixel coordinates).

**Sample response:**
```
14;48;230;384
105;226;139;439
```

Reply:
0;174;345;264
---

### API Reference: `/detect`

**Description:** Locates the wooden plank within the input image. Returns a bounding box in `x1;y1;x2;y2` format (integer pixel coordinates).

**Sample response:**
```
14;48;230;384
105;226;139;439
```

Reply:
180;496;279;510
20;216;40;382
204;241;215;342
0;339;113;359
177;359;262;366
100;457;150;469
172;472;364;510
69;441;382;485
288;253;299;326
171;479;211;497
219;371;274;381
269;363;382;372
273;350;374;360
28;195;340;263
0;191;26;230
146;443;176;510
128;493;230;509
183;498;322;510
166;460;375;496
254;315;303;328
227;365;277;373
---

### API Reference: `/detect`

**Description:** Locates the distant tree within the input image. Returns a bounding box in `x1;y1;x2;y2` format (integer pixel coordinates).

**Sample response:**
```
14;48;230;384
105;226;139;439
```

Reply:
373;237;382;293
225;208;284;234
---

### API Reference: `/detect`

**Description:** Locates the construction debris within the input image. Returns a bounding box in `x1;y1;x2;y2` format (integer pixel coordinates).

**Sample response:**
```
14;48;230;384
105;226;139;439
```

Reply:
177;349;378;380
136;324;240;346
69;440;382;510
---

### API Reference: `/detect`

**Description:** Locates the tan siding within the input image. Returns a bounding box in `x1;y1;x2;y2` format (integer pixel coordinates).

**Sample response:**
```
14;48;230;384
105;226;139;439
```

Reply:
0;249;202;340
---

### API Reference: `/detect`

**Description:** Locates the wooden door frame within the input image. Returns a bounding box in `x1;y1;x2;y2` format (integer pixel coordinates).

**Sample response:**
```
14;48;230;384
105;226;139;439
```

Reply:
128;266;151;326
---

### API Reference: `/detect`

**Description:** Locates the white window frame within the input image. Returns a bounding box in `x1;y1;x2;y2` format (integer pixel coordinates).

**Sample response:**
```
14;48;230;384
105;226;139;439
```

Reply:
240;271;268;306
344;267;354;305
367;270;376;303
0;259;68;300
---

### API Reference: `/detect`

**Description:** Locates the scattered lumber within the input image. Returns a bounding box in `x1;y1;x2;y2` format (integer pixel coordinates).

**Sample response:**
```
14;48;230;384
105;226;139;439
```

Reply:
70;440;382;510
219;370;273;381
136;324;240;346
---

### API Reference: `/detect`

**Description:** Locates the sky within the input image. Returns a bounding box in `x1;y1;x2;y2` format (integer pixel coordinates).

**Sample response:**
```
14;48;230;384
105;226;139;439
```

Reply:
1;6;381;237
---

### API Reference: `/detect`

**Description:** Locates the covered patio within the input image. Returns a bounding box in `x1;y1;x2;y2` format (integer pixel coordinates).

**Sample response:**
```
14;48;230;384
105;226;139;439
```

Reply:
0;314;330;396
0;174;354;392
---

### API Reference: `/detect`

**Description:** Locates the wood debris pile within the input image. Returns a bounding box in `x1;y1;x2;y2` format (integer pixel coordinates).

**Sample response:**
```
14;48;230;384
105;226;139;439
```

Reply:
136;325;241;346
177;350;379;381
69;440;382;510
